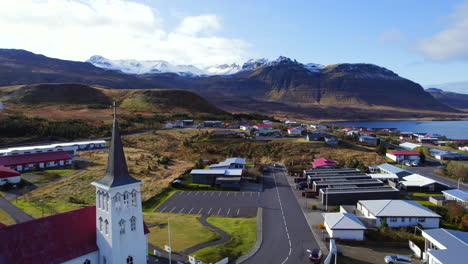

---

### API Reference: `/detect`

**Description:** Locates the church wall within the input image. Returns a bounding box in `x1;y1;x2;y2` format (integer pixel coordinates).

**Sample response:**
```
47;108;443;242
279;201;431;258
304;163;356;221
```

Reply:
60;251;99;264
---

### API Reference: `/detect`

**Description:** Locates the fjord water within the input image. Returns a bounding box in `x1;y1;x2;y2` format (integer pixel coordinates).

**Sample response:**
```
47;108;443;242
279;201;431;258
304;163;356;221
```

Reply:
330;120;468;139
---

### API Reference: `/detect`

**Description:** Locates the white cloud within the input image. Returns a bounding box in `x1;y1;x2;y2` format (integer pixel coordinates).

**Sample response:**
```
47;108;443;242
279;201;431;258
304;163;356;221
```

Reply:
0;0;249;66
418;1;468;61
378;28;404;44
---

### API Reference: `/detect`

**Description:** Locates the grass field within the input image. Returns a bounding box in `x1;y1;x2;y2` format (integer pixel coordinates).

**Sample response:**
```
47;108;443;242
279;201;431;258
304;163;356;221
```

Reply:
144;213;220;252
0;208;16;225
23;169;77;178
23;169;78;184
193;216;257;263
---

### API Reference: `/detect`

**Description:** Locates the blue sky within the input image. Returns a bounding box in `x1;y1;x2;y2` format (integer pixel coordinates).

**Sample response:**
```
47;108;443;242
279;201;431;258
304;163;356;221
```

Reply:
1;0;467;92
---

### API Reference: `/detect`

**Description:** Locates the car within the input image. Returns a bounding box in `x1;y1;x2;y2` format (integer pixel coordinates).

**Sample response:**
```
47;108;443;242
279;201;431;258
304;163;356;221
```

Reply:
274;163;283;168
307;249;322;263
384;255;412;264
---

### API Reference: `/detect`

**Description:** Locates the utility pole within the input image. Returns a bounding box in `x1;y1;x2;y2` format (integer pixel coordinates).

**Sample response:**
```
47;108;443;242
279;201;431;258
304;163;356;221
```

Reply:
325;188;329;211
458;178;461;189
168;218;172;264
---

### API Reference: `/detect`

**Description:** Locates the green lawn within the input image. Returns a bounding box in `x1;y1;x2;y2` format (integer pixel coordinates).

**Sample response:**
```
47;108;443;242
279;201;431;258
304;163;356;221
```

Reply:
193;216;257;263
0;208;16;225
23;169;79;184
142;189;177;212
15;199;85;218
144;212;220;252
23;169;77;178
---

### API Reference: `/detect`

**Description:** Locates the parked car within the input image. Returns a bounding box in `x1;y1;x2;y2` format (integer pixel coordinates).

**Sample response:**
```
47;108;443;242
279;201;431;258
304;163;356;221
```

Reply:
384;255;412;264
296;181;308;190
274;163;284;168
307;249;322;263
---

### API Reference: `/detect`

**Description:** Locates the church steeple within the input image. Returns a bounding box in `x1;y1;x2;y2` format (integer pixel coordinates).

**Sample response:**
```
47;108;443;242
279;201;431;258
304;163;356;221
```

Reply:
95;102;140;187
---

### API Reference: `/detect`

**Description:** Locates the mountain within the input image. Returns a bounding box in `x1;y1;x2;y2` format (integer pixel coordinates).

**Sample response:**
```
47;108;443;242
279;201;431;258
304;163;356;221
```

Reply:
0;49;164;89
426;88;468;111
0;49;463;119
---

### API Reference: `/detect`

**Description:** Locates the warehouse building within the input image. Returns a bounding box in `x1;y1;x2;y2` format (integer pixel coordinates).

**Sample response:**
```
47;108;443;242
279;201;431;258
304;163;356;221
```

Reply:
319;186;400;206
190;168;243;188
312;179;383;193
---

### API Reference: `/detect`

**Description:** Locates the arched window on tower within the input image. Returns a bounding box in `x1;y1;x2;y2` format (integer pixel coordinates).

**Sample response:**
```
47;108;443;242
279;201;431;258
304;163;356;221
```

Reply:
104;219;109;235
105;194;110;212
130;216;136;231
99;217;103;232
126;256;134;264
123;192;129;207
115;193;122;210
119;219;126;234
103;257;106;264
83;259;91;264
97;191;101;209
131;190;137;207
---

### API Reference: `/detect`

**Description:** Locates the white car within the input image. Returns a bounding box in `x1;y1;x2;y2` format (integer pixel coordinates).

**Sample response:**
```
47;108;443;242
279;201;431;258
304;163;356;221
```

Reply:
384;255;412;264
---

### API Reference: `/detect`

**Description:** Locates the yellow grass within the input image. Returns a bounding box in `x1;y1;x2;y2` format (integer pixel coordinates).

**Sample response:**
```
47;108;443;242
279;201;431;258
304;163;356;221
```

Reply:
0;208;16;225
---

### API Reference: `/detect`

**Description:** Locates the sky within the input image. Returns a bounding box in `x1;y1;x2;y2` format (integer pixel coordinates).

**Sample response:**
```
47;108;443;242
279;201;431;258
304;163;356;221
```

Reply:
0;0;467;93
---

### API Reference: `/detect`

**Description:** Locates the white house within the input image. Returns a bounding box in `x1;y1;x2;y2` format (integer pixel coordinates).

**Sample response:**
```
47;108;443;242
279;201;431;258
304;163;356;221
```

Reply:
442;189;468;208
322;212;366;240
0;166;21;186
368;163;412;180
386;150;420;164
209;157;246;169
400;174;449;192
459;145;468;152
421;228;468;264
284;120;297;126
0;140;107;157
357;200;440;229
310;124;327;130
240;125;252;131
399;142;422;150
0;108;149;264
287;126;304;135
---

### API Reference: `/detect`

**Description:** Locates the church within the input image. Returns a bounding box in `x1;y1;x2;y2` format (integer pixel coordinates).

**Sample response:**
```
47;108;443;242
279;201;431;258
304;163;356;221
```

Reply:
0;108;150;264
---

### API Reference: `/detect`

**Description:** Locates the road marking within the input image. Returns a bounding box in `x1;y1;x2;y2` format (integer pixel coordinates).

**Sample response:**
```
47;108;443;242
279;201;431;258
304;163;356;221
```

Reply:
194;192;198;196
217;208;222;215
243;192;245;196
227;208;231;215
179;208;185;213
188;208;194;214
187;191;192;195
250;192;253;196
203;192;207;196
160;206;167;212
207;208;212;214
198;208;203;214
169;207;176;213
273;171;292;264
237;209;240;215
235;192;237;196
258;192;260;197
211;192;214;197
227;192;229;197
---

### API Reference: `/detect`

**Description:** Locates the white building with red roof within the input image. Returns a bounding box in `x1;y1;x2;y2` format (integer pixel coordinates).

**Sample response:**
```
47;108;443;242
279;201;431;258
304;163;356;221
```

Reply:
287;126;305;135
386;150;420;164
0;151;72;172
0;166;21;185
0;106;149;264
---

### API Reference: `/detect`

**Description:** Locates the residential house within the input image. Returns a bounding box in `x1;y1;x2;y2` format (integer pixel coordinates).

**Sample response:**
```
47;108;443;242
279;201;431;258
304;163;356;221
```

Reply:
399;132;415;140
386;150;420;164
359;136;378;146
190;169;243;189
240;125;252;131
399;142;422;150
209;158;246;169
357;200;441;228
253;124;272;130
0;151;73;172
287;126;305;135
322;212;366;240
324;136;339;145
459;145;468;152
421;228;467;264
0;166;21;186
311;158;337;169
441;189;468;208
203;120;224;127
399;174;449;192
418;137;439;143
310;124;327;130
345;130;360;136
256;129;282;137
284;120;297;126
262;120;273;124
368;163;412;180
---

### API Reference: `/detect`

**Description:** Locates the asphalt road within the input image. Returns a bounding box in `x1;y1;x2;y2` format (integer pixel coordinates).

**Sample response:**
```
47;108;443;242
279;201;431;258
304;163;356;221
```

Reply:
0;195;33;223
243;166;319;264
406;166;468;190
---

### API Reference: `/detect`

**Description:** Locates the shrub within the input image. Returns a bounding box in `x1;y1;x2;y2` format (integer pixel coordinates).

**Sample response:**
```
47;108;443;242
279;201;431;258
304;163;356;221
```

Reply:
309;204;317;210
317;224;325;229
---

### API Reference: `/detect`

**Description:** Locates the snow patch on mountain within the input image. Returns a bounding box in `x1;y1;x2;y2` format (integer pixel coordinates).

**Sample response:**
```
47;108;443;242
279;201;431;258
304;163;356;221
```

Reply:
205;63;241;75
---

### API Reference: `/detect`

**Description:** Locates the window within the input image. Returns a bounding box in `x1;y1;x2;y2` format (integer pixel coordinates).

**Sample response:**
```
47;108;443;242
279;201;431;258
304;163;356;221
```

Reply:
115;193;122;210
104;220;109;235
99;217;103;231
130;216;136;231
123;192;129;207
131;190;137;207
401;217;405;222
119;219;126;234
418;218;426;223
103;257;106;264
127;256;133;264
83;259;91;264
97;191;101;209
105;194;109;211
390;217;397;222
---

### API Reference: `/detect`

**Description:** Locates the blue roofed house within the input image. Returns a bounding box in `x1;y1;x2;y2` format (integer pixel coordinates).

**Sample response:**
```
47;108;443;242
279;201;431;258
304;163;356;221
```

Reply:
442;189;468;208
209;158;246;169
359;136;378;146
421;228;468;264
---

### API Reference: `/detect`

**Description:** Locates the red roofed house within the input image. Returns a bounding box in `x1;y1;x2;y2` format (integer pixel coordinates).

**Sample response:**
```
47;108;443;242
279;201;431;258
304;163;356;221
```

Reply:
312;158;338;169
0;107;149;264
287;126;305;135
0;166;21;186
0;151;72;172
386;150;420;164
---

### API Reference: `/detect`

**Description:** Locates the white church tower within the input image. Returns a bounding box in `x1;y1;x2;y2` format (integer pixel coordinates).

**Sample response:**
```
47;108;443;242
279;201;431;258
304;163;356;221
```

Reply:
92;104;147;264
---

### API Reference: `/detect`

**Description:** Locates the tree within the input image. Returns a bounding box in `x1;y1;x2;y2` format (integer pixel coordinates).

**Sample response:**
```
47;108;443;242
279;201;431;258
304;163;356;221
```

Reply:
419;150;426;164
377;143;387;156
194;159;205;169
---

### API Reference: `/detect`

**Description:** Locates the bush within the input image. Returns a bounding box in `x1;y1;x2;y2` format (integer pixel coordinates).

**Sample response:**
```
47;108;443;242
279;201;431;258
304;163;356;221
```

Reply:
317;224;325;229
309;204;317;210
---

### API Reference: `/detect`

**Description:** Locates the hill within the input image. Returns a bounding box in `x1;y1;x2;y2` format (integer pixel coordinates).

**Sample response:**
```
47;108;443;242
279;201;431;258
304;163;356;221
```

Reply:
426;88;468;112
0;83;227;121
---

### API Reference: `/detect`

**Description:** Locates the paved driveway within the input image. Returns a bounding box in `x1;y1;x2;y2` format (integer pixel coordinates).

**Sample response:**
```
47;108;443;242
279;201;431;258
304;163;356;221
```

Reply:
155;191;260;217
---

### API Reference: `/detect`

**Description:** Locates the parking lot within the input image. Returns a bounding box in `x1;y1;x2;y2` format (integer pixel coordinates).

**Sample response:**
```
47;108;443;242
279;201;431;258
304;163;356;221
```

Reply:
155;191;260;217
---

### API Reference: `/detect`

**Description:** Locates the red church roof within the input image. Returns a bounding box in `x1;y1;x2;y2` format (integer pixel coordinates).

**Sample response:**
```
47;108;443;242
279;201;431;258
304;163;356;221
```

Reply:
0;166;20;179
388;150;420;156
0;151;71;167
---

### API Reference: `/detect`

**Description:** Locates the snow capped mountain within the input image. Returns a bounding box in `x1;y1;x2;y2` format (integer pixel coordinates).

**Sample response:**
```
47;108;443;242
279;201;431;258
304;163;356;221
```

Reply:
87;55;326;76
87;55;205;76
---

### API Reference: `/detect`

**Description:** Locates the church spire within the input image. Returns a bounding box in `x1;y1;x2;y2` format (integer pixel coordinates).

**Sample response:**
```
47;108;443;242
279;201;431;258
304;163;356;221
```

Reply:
95;102;140;187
